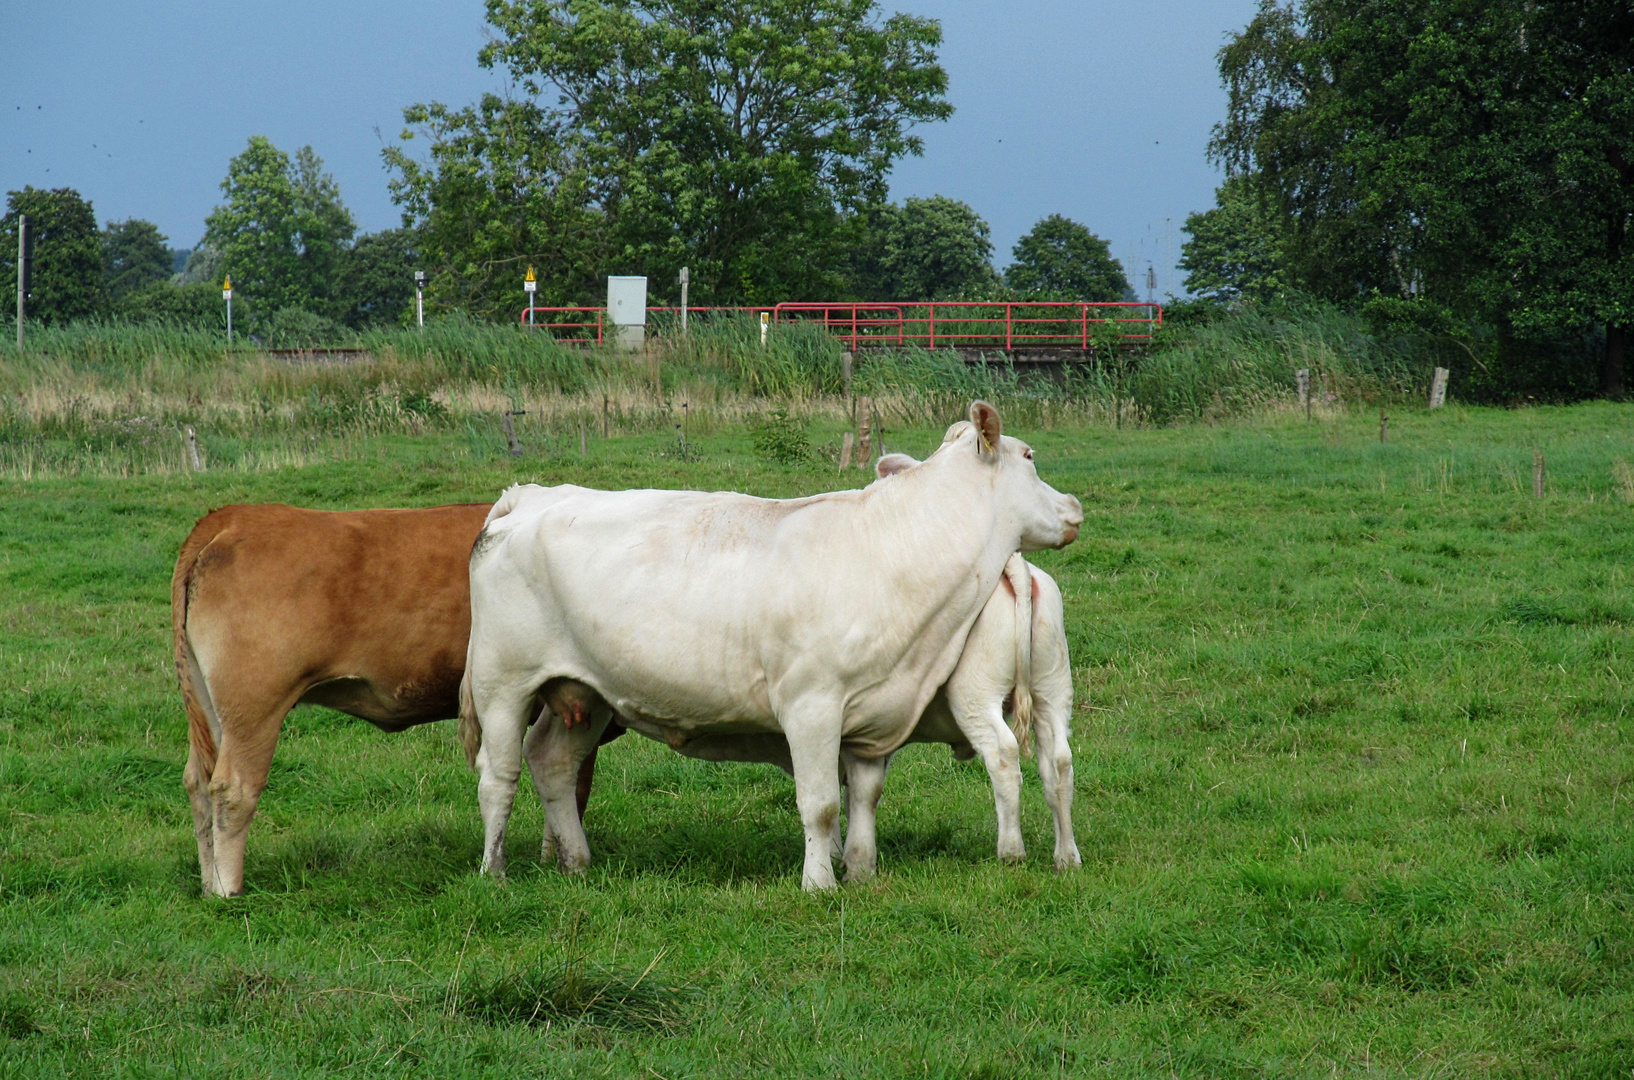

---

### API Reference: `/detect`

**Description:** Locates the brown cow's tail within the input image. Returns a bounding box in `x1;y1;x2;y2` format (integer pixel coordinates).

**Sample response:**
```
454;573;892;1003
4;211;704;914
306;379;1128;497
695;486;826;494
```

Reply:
172;516;221;779
457;666;481;769
1004;553;1034;757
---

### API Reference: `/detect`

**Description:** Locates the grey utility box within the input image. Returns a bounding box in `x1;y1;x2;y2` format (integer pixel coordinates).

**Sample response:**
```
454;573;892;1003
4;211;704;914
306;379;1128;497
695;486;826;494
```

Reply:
607;276;648;350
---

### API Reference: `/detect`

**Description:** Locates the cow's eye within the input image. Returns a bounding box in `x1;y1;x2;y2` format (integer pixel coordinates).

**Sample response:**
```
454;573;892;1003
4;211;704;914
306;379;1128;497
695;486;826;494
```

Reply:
1023;448;1034;460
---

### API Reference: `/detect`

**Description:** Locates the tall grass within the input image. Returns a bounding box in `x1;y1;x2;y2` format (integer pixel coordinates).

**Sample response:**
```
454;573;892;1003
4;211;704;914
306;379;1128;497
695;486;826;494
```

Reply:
0;303;1452;478
1131;301;1430;424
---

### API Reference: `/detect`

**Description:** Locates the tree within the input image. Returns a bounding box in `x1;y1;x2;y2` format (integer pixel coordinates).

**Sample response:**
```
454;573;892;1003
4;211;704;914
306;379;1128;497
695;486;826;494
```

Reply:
1004;214;1129;301
1178;176;1286;303
102;218;174;303
1213;0;1634;395
854;195;998;300
385;96;606;317
1;187;105;325
335;228;421;328
388;0;952;308
203;136;356;316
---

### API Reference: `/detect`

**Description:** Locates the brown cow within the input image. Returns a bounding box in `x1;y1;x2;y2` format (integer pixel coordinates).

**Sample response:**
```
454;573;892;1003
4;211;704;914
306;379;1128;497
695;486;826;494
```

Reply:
173;503;614;897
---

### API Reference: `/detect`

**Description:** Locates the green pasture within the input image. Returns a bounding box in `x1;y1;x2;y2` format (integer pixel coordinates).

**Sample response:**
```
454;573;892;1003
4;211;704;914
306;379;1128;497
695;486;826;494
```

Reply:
1;403;1631;1077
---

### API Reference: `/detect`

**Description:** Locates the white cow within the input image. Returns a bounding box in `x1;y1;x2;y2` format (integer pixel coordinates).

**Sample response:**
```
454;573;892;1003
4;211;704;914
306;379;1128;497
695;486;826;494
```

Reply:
462;402;1083;890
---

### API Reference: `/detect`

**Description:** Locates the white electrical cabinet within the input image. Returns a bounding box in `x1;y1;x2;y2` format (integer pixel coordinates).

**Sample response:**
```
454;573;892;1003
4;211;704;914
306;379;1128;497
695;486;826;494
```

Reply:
607;276;648;325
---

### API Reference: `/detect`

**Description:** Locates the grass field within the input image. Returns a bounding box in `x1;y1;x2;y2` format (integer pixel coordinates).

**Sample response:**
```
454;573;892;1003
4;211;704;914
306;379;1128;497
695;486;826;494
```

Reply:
1;402;1631;1078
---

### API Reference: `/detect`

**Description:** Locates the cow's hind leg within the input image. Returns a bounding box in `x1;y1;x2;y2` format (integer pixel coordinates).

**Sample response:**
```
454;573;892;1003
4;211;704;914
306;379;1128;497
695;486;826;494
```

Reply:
524;697;612;874
206;691;300;897
946;689;1025;864
1030;664;1080;870
473;681;537;880
840;751;889;883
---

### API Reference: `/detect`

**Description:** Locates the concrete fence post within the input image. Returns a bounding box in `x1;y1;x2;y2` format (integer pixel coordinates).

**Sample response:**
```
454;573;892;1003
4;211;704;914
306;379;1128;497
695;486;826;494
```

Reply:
1429;367;1450;409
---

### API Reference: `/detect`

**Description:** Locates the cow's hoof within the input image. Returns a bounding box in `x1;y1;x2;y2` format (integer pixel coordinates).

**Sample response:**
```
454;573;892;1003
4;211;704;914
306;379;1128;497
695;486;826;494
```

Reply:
997;844;1026;865
1055;849;1082;871
801;869;839;891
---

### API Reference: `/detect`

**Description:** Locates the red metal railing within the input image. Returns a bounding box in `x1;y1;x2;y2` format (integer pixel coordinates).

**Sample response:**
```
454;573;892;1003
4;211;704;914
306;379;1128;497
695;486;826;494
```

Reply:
520;306;605;343
775;301;1161;350
522;301;1162;350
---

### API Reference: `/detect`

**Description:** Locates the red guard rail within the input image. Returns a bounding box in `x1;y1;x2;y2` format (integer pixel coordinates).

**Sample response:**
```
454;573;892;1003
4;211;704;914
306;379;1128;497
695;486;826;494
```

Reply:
523;301;1162;349
775;301;1161;350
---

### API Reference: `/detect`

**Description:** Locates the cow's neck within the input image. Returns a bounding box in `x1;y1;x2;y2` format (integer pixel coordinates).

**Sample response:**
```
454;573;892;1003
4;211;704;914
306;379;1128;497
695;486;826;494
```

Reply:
857;450;1016;629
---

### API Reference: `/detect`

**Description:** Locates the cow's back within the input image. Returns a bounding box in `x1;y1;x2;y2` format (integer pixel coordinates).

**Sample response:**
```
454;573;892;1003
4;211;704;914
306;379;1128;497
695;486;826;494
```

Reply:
177;502;491;728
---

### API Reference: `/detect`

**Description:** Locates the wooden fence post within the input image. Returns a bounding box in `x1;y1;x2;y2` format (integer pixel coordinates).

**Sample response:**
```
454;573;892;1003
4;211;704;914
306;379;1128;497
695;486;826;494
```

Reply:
855;396;872;467
579;419;587;457
1379;405;1388;443
1296;368;1310;419
184;425;203;471
839;432;854;471
502;411;524;458
1533;450;1546;497
1429;367;1449;409
603;394;610;439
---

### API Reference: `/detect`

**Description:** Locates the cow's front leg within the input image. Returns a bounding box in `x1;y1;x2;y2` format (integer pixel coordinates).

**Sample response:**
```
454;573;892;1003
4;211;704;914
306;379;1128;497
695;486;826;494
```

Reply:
840;751;889;883
782;704;843;891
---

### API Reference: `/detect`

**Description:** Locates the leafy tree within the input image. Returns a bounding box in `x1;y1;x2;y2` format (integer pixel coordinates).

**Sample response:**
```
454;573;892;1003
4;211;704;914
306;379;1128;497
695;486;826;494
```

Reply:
1178;176;1286;303
1;187;105;325
388;0;952;309
102;219;174;303
203;136;356;316
854;195;998;300
1213;0;1634;395
335;228;420;328
177;244;223;285
385;97;605;317
1004;214;1129;301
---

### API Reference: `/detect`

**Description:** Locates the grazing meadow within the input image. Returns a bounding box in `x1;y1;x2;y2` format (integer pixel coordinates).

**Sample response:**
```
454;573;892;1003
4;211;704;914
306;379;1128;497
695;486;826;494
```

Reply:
1;375;1631;1076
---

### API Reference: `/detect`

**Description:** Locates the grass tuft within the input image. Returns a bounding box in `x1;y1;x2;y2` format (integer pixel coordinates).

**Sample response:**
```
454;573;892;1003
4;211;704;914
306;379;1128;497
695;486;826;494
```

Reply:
457;962;686;1030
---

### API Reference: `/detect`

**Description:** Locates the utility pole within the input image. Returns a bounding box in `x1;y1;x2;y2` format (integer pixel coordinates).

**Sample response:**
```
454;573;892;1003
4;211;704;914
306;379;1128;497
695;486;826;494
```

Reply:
679;266;689;334
524;266;537;326
15;214;29;352
414;269;425;330
222;274;233;344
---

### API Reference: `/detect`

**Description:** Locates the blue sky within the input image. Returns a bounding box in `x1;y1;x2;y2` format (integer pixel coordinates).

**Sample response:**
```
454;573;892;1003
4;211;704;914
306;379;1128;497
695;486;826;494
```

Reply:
1;0;1258;298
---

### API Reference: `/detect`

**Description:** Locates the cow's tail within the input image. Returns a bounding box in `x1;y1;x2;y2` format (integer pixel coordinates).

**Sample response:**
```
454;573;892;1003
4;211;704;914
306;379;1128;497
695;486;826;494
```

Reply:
482;483;535;528
458;486;533;769
458;666;481;769
172;515;221;779
1004;553;1034;757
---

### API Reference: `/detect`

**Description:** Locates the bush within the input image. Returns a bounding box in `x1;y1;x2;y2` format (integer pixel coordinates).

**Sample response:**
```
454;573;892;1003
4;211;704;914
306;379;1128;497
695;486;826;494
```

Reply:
258;306;350;349
111;281;231;330
752;406;810;463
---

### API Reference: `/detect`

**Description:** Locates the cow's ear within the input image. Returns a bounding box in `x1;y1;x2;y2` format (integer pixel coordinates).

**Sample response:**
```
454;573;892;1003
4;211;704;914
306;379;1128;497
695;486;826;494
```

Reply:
969;400;1002;454
876;452;919;478
942;420;971;445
